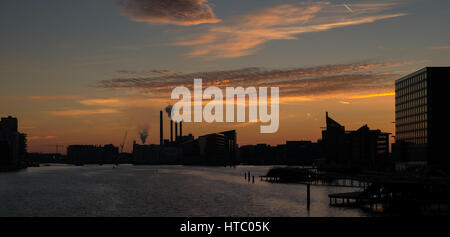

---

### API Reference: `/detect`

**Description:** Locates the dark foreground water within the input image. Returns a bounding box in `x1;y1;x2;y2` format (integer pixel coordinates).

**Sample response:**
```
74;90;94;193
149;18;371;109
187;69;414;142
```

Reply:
0;165;367;217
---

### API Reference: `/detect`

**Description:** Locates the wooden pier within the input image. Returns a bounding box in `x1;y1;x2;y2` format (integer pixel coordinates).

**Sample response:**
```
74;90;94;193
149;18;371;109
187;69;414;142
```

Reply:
328;192;383;207
262;167;450;214
259;175;281;182
260;167;371;188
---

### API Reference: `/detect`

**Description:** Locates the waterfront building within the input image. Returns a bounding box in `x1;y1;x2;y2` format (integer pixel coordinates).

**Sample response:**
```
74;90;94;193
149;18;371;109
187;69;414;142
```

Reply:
394;67;450;171
321;112;390;169
0;116;27;167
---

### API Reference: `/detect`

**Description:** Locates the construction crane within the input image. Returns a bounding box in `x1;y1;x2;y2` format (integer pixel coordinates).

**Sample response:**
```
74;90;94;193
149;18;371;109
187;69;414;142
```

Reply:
55;145;64;154
120;130;127;153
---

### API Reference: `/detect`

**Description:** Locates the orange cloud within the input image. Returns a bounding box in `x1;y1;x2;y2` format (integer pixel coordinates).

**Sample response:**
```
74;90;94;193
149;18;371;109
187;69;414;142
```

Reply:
279;96;315;103
98;61;409;103
175;1;406;58
100;61;408;91
28;135;57;140
80;98;122;106
51;109;120;116
80;97;168;108
347;92;395;99
431;45;450;50
119;0;220;26
231;121;259;128
11;95;80;101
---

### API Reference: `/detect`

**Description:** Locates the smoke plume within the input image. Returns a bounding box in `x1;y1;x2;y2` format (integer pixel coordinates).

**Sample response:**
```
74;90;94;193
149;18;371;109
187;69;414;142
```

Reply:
165;105;173;118
138;126;149;144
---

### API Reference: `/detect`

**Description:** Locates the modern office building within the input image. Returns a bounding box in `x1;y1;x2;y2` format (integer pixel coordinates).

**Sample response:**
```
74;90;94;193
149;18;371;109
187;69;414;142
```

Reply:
321;112;390;169
394;67;450;171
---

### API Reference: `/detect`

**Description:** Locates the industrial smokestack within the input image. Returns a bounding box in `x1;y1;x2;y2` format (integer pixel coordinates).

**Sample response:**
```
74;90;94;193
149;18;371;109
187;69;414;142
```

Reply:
160;110;163;145
170;120;173;142
175;122;178;141
180;121;182;137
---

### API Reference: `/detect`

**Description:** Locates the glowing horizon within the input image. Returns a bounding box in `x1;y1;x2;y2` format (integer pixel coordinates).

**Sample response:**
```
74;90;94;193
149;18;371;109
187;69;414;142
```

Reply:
1;0;449;153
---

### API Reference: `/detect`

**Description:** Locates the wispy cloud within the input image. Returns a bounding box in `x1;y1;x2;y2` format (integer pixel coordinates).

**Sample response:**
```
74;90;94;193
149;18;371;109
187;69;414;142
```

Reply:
79;97;167;108
80;98;122;106
116;69;180;77
119;0;220;26
28;135;57;140
51;108;120;116
174;1;406;58
98;61;409;102
11;95;80;101
346;91;395;99
431;45;450;50
230;121;259;128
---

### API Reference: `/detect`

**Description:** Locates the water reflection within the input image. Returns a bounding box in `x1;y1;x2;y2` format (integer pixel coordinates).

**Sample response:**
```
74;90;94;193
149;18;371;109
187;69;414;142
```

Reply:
0;165;368;217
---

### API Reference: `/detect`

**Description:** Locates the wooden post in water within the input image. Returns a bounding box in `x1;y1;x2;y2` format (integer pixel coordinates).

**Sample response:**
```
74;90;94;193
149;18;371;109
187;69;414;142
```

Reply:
252;176;255;183
307;183;311;209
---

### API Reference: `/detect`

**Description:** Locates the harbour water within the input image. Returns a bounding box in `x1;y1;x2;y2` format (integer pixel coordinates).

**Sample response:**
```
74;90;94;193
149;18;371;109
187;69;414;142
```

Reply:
0;165;368;217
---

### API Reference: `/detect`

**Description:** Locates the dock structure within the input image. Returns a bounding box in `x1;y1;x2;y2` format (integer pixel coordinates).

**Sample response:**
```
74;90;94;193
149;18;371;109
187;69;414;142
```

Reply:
328;192;383;209
263;167;450;214
328;177;450;214
260;167;371;188
329;192;369;206
260;175;281;182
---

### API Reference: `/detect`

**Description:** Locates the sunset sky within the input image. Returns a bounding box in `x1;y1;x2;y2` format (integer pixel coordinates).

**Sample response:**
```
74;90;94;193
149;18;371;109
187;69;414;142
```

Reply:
1;0;449;153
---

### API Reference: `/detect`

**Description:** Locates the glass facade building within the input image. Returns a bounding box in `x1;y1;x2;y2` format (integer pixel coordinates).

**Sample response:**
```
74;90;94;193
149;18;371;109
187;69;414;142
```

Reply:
394;67;450;170
395;71;428;145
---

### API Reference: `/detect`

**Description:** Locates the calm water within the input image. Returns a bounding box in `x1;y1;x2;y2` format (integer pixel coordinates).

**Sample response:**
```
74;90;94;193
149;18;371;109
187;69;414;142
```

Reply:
0;165;368;217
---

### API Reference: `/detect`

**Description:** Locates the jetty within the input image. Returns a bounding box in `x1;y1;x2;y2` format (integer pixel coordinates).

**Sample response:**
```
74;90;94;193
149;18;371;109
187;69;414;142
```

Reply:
262;167;450;214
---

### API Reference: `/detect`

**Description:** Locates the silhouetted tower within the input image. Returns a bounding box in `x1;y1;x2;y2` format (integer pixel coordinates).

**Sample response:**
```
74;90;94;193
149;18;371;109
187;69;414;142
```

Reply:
160;110;163;145
175;122;178;141
170;120;173;143
180;121;183;137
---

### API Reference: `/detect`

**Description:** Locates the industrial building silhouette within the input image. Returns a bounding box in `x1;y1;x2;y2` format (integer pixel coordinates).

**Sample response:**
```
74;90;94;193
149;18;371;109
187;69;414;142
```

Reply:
4;67;450;172
132;110;237;165
0;116;27;169
2;111;393;169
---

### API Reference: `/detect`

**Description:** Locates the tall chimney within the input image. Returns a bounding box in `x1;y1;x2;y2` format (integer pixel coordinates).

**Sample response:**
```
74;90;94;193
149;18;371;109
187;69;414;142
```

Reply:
160;110;163;145
175;122;178;141
170;120;173;142
180;121;183;137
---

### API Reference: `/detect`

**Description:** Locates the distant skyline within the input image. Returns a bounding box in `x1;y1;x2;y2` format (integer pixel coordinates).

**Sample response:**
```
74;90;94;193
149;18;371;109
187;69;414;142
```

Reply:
1;0;449;153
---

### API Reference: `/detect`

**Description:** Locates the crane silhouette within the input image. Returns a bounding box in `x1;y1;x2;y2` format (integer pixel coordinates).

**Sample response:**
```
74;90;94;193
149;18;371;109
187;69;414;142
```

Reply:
55;145;64;154
120;130;127;153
